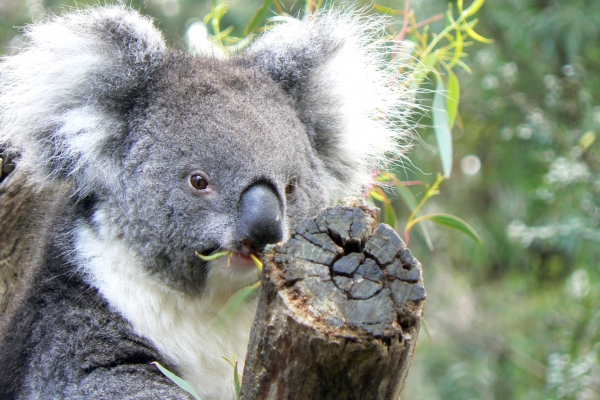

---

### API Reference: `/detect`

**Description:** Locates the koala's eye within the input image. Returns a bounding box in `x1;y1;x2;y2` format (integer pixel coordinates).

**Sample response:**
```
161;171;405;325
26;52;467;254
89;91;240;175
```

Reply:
285;178;297;196
189;173;209;190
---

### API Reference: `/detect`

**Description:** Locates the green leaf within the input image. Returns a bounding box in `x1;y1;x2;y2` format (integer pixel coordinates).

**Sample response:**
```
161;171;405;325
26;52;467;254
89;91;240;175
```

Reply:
463;0;486;18
465;26;493;43
250;253;263;272
373;4;403;15
433;76;453;177
412;52;438;90
448;27;463;68
421;318;432;341
418;213;482;243
396;184;434;251
244;0;273;36
233;359;241;399
152;362;203;400
369;189;387;202
396;183;419;211
222;356;242;399
203;2;229;26
579;131;596;151
446;68;460;129
382;200;398;230
195;250;229;261
211;281;261;327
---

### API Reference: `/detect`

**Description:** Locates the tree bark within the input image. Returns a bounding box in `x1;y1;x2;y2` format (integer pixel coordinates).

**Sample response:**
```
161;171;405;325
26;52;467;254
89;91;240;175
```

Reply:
241;198;426;400
0;169;34;318
0;160;67;318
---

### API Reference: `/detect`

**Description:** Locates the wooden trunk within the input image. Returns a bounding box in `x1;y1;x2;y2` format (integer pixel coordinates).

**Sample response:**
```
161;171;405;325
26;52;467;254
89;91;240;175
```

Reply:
241;199;426;400
0;159;67;318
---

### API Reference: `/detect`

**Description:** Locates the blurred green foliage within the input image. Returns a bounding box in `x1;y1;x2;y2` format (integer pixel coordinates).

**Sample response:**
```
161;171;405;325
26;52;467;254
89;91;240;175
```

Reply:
1;0;599;399
400;1;600;399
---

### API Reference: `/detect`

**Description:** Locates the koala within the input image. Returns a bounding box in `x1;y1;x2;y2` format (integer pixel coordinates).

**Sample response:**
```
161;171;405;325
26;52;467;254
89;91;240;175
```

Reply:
0;5;411;399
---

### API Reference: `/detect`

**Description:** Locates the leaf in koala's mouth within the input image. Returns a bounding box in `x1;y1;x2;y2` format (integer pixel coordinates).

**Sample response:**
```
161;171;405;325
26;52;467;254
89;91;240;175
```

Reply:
225;252;262;271
195;250;230;261
250;253;263;273
195;249;263;273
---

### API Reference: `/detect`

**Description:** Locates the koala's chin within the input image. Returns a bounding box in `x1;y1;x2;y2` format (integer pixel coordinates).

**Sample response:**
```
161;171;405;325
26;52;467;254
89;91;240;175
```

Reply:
206;254;263;298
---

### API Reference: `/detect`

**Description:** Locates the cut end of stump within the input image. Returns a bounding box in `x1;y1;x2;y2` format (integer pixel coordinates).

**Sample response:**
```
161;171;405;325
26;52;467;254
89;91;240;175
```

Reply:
264;198;426;339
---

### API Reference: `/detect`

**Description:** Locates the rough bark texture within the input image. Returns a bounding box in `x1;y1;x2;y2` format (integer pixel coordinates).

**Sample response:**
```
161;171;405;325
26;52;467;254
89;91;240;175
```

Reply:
241;198;426;400
0;158;67;319
0;167;32;319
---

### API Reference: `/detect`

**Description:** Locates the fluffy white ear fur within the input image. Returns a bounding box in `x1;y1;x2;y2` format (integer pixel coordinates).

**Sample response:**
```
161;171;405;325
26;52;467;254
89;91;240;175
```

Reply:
0;6;166;194
0;6;414;198
246;10;416;198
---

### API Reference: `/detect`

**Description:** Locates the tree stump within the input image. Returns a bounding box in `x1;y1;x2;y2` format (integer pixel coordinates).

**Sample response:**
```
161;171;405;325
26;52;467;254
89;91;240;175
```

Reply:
0;157;67;319
241;198;426;400
0;168;33;318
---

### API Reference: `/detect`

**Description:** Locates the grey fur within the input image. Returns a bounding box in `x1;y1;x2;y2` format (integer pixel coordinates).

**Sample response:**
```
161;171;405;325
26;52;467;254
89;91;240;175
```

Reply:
0;5;412;399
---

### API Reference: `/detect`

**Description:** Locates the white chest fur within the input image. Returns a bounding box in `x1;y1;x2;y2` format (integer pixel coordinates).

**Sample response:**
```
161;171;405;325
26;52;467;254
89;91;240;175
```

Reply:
75;223;258;400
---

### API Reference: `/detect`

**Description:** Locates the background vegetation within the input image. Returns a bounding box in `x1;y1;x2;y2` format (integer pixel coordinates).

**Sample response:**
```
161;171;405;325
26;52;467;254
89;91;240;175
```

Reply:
1;0;599;399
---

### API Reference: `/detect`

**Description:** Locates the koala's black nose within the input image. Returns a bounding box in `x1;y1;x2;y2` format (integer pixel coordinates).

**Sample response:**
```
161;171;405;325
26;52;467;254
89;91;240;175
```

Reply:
238;183;284;252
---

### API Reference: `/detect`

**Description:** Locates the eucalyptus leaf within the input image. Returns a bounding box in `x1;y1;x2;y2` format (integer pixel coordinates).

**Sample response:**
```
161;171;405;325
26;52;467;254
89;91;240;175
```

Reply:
233;360;241;399
153;362;203;400
419;213;481;243
195;251;229;261
463;0;486;18
383;200;398;230
373;4;403;15
579;131;596;151
446;69;460;129
396;184;434;251
244;0;273;36
369;189;386;203
466;25;493;43
411;53;438;90
449;28;463;68
212;281;261;327
396;183;418;211
433;76;453;177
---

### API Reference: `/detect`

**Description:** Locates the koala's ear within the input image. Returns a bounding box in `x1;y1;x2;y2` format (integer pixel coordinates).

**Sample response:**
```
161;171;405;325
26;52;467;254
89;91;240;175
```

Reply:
0;6;166;193
240;11;414;197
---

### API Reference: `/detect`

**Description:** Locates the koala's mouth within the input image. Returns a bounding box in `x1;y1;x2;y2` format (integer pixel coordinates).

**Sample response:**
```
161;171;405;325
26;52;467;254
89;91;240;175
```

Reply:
229;252;262;270
196;249;263;271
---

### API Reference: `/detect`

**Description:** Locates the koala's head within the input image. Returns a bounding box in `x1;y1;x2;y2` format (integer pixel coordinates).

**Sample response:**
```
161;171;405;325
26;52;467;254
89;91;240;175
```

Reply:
0;7;412;293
